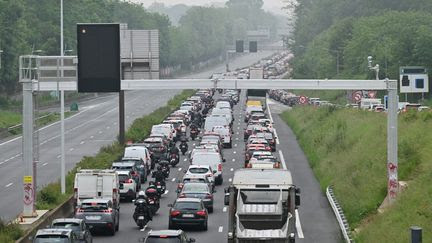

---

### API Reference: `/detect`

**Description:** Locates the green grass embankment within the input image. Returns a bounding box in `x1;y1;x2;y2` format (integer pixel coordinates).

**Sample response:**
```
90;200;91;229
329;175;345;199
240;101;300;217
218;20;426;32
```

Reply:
281;106;432;242
0;90;195;242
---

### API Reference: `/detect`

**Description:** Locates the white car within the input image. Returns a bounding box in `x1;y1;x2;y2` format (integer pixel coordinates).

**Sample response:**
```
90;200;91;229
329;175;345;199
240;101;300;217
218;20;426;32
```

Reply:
124;146;152;170
212;126;232;148
184;164;216;185
117;170;137;201
151;124;175;142
191;152;224;185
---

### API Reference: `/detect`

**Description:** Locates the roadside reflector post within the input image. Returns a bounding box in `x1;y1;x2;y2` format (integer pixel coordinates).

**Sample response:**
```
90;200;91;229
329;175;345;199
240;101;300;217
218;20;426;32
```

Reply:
386;78;398;204
411;226;422;243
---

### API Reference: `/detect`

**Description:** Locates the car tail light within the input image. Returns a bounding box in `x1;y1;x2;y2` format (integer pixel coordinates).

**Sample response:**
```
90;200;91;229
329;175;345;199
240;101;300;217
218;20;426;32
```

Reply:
196;210;207;217
157;181;161;186
103;208;113;213
76;208;84;213
205;194;213;199
266;146;271;151
178;193;186;198
274;163;280;168
218;164;222;171
246;163;252;168
171;210;181;217
178;183;184;189
127;179;134;183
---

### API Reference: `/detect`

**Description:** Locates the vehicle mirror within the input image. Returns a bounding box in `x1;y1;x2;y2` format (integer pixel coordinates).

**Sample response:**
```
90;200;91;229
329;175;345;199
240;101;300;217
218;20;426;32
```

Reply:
189;238;196;243
223;158;226;162
183;170;187;173
167;204;173;207
132;199;135;203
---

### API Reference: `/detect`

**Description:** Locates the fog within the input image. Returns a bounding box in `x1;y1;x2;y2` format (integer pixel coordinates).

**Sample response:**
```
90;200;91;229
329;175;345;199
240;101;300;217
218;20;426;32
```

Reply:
133;0;287;16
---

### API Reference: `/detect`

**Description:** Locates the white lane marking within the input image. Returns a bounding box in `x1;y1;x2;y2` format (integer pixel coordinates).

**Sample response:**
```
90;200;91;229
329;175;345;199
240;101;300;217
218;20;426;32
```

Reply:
193;143;196;146
237;127;240;130
178;167;182;171
164;190;169;195
232;159;235;162
57;155;61;159
279;150;287;170
238;122;241;125
172;178;176;182
223;206;227;212
296;209;305;238
98;131;102;134
41;140;47;145
236;132;239;135
218;226;223;232
113;122;117;125
69;148;74;152
42;162;48;166
233;151;237;154
266;97;280;145
230;168;234;172
5;183;13;188
183;158;187;162
80;141;85;145
234;144;237;147
274;128;280;145
140;225;148;232
0;162;4;165
229;178;232;182
90;135;94;139
106;126;110;129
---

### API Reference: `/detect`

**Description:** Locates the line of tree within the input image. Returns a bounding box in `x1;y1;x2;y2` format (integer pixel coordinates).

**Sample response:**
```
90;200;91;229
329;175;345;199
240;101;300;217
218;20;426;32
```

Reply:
287;0;432;83
0;0;280;95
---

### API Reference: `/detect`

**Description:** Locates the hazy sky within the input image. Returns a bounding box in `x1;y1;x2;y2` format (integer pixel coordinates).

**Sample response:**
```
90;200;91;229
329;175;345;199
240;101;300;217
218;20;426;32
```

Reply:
133;0;287;16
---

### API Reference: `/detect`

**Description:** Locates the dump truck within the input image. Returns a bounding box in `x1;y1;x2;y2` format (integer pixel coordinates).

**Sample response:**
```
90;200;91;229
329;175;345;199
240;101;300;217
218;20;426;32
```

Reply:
224;169;300;243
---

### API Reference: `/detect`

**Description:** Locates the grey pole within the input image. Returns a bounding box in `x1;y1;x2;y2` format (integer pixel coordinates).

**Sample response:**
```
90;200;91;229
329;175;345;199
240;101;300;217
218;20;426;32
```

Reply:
411;226;422;243
22;58;36;217
336;51;339;76
60;0;66;194
387;78;398;203
0;50;3;69
226;50;230;73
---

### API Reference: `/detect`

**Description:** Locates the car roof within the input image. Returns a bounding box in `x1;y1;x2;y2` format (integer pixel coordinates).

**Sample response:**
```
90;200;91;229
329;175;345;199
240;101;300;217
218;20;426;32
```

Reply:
183;173;208;179
147;230;183;237
116;170;131;175
112;162;135;166
188;164;211;169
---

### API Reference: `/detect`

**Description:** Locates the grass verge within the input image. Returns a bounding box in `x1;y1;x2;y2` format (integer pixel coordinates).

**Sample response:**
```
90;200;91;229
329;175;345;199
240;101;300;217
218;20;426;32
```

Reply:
281;106;432;242
0;90;195;242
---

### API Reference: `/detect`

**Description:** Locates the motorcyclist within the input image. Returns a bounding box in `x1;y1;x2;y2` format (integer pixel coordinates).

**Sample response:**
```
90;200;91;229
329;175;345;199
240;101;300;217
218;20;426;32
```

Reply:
179;137;188;155
134;191;152;221
170;145;179;158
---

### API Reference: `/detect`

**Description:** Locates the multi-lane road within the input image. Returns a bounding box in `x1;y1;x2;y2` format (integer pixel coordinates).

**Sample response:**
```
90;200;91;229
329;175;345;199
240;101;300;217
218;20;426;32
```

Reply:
0;50;275;221
92;93;341;243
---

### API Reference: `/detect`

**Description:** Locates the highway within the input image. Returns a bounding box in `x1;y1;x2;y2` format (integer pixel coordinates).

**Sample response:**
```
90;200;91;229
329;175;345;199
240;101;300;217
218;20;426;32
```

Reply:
0;50;274;221
92;93;342;243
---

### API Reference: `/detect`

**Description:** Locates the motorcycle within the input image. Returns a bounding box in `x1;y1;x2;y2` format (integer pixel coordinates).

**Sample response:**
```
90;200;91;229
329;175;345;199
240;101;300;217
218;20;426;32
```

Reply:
147;196;160;215
170;153;179;167
180;142;188;155
133;199;151;229
155;181;166;195
159;161;170;178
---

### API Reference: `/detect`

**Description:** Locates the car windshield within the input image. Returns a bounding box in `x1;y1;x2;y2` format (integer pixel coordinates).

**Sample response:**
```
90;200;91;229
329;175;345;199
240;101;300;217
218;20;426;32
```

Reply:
240;189;288;204
81;202;108;211
34;235;69;243
118;174;130;182
52;222;80;232
183;183;208;192
145;237;181;243
174;202;201;210
189;167;209;174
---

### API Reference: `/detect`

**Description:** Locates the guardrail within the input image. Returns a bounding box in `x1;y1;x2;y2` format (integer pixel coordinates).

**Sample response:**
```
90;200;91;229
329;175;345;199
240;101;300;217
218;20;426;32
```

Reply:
326;186;354;243
0;113;54;138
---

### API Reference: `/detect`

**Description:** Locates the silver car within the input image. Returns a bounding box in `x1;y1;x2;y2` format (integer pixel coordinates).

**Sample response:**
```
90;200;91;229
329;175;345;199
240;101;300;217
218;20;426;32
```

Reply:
51;218;92;243
75;198;119;236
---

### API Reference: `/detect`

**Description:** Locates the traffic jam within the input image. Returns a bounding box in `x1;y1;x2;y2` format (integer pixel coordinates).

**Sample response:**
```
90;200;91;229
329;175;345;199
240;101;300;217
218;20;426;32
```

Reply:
31;51;300;243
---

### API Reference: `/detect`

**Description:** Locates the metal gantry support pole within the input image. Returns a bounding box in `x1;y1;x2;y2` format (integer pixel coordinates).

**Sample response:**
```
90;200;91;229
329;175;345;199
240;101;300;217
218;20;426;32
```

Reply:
387;78;399;203
60;0;66;194
22;71;36;217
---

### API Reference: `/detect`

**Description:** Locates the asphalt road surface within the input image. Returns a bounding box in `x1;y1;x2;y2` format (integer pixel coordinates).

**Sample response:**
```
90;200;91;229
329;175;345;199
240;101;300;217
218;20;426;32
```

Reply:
92;93;341;243
0;50;275;221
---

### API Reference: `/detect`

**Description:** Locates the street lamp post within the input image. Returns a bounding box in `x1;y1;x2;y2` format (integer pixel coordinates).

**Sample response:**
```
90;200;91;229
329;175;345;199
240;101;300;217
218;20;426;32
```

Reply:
60;0;66;195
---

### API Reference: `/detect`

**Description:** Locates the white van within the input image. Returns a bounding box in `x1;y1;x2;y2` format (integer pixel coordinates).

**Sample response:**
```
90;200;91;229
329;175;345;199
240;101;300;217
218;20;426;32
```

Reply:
124;146;152;170
73;169;120;209
360;98;381;110
151;124;175;142
204;116;229;132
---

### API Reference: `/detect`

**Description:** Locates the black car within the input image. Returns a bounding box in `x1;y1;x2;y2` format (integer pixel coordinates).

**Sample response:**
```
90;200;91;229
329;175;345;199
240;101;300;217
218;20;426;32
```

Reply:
143;230;195;243
168;198;208;231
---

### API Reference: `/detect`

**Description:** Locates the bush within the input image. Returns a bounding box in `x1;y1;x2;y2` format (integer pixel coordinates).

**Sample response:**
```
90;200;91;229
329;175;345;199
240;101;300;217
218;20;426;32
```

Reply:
0;220;23;243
